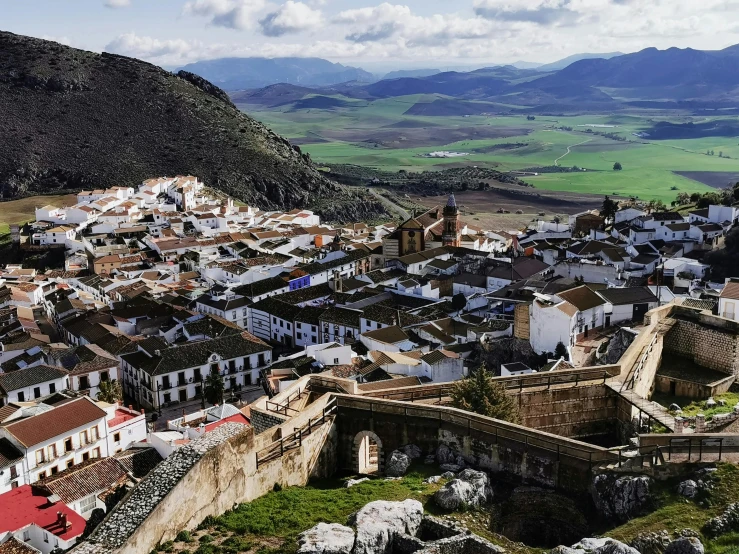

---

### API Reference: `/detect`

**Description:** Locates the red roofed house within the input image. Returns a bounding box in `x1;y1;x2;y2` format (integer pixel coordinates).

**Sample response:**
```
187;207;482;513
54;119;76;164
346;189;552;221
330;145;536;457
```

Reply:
0;485;86;553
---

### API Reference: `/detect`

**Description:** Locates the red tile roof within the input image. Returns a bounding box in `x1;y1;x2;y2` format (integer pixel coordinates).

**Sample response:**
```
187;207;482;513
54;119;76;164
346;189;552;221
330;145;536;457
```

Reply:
4;397;106;448
0;485;86;541
203;413;249;432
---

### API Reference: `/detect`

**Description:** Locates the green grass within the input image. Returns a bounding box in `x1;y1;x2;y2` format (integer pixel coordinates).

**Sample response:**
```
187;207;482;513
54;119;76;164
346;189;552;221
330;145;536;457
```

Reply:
653;392;739;420
609;464;739;554
238;100;739;202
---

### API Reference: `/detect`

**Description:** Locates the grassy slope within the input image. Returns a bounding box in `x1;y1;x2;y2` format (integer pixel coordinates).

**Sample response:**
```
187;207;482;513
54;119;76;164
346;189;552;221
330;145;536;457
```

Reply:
162;463;739;554
0;193;78;246
239;100;739;203
609;464;739;554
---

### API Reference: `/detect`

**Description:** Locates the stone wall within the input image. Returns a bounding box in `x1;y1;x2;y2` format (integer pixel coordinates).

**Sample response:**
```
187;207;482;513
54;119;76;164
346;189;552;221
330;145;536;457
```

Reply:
73;398;338;554
514;303;530;340
664;318;739;375
334;396;617;493
516;384;617;439
250;408;288;434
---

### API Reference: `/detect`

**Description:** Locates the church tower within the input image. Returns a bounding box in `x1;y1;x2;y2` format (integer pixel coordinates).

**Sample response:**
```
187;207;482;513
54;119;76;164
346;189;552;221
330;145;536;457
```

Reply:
442;194;461;247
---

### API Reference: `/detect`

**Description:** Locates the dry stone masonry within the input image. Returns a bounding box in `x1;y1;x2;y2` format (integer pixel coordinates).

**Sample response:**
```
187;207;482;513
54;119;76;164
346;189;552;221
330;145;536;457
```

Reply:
73;423;247;554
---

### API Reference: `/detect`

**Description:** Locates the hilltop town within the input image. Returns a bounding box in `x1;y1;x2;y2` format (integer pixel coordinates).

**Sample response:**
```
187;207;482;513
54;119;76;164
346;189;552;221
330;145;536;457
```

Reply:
1;175;739;553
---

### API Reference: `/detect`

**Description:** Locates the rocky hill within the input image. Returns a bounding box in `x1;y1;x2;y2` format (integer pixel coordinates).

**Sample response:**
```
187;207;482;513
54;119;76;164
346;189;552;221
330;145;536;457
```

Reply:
0;31;385;222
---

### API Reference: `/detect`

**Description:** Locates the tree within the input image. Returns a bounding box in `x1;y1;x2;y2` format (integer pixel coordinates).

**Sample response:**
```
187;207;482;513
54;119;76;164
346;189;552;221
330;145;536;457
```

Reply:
97;380;123;403
450;365;520;423
451;293;467;312
601;195;618;221
204;367;225;405
690;192;702;203
554;341;569;361
676;192;690;205
613;162;622;171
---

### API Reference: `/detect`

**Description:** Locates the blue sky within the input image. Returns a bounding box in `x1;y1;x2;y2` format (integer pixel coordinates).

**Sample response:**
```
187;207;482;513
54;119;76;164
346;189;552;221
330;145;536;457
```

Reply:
3;0;739;69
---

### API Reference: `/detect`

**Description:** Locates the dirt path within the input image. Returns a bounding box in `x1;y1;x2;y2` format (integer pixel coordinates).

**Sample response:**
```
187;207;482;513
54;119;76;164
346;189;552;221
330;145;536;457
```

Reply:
364;187;411;220
554;139;592;166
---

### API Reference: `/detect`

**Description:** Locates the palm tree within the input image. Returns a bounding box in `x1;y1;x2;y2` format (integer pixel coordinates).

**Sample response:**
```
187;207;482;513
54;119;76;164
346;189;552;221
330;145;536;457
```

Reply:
97;379;123;403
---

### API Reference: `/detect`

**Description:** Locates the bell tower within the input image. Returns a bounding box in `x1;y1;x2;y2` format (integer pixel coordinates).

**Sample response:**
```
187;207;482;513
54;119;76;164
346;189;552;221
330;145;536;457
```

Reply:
442;194;461;247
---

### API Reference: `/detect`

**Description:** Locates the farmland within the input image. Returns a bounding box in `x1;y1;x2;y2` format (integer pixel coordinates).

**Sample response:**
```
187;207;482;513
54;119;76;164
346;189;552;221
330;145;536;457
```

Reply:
237;94;739;203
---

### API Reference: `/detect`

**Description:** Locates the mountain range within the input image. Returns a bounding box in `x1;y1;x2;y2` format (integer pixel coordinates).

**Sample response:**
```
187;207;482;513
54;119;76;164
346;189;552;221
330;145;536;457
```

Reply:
0;31;385;220
177;57;374;91
232;45;739;112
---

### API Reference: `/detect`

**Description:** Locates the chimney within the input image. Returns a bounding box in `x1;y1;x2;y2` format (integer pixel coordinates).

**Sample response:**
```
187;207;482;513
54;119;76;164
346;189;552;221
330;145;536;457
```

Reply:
128;404;133;411
436;207;441;219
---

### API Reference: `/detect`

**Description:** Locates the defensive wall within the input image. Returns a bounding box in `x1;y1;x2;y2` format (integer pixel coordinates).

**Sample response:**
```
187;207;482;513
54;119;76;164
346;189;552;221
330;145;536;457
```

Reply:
71;302;739;554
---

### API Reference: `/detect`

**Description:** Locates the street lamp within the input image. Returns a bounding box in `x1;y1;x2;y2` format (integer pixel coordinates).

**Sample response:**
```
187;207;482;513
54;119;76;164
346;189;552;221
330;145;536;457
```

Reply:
157;381;162;417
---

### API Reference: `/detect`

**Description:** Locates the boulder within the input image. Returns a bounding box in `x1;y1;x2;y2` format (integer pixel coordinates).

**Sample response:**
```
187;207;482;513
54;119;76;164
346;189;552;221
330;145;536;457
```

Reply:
706;398;716;408
703;501;739;537
436;444;458;465
351;499;423;554
297;522;355;554
665;537;704;554
552;538;639;554
677;480;698;498
669;403;682;412
441;471;456;479
591;474;653;522
423;454;436;465
424;475;442;484
345;478;369;488
630;530;670;554
433;469;491;510
439;464;463;473
402;444;422;460
385;450;411;477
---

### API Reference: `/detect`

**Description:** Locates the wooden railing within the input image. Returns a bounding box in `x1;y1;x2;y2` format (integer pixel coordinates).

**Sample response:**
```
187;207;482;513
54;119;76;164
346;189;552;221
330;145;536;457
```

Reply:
265;387;306;416
335;395;618;468
363;367;619;402
255;399;337;468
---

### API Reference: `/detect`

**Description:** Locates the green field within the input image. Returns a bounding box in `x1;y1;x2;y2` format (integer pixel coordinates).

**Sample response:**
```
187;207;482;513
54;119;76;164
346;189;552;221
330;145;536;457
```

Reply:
239;95;739;203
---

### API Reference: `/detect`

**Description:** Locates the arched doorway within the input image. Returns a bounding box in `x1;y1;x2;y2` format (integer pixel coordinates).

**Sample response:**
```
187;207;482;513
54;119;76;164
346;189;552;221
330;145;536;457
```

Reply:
353;431;382;475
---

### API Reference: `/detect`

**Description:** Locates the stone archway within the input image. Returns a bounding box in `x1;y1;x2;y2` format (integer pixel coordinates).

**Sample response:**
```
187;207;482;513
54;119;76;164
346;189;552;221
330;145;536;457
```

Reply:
353;430;383;475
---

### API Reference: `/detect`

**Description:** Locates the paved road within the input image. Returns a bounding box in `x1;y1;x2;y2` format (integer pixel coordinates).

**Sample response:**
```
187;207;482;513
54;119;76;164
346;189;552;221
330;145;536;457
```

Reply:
365;188;411;220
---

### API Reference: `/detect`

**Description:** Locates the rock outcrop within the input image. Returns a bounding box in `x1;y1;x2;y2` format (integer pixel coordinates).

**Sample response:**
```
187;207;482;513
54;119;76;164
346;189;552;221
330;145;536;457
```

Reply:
434;469;491;510
664;537;704;554
385;450;412;477
703;501;739;537
552;537;639;554
351;499;423;554
591;474;652;522
298;523;355;554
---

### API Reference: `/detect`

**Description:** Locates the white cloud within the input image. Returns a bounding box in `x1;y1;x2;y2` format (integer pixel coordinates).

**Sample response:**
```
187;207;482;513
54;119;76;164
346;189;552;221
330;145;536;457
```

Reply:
104;0;739;66
259;1;323;36
105;0;131;7
182;0;267;30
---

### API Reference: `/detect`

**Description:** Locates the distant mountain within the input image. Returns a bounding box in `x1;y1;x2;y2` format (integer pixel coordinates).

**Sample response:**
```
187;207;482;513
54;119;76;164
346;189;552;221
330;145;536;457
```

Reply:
0;31;385;221
177;57;375;91
382;69;441;80
230;83;318;107
526;46;739;98
234;44;739;113
511;61;543;70
534;52;624;72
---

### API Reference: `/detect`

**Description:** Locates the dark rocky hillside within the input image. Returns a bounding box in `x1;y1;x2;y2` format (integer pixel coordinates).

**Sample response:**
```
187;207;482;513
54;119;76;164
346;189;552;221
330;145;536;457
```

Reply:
0;31;386;222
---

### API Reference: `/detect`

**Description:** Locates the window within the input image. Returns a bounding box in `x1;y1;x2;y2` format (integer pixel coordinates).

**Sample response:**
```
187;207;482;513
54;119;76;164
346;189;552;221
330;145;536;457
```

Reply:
163;392;171;403
67;459;74;469
80;430;89;446
34;387;41;399
93;447;101;458
114;432;121;443
48;444;57;460
82;451;90;462
64;437;73;452
36;449;45;465
50;466;58;475
23;530;30;542
10;466;17;479
80;494;97;513
38;470;46;480
79;375;90;390
101;371;109;382
17;391;24;402
49;383;56;394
